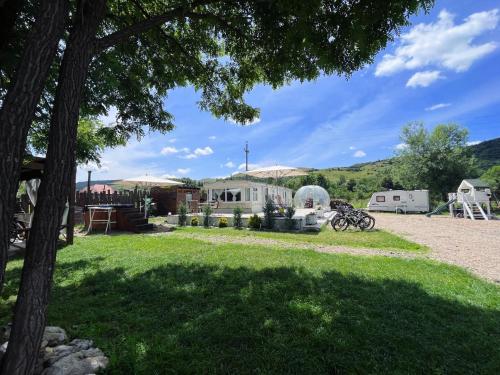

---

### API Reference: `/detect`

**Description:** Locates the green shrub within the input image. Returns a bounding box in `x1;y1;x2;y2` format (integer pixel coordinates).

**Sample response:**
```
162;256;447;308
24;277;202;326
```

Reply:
285;206;296;230
202;205;212;228
262;199;276;229
218;217;228;228
178;202;188;226
233;207;243;229
191;216;199;226
248;214;262;230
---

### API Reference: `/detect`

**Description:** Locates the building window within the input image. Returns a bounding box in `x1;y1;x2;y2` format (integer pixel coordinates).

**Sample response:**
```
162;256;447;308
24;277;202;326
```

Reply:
461;189;470;194
376;196;385;202
252;188;258;201
212;189;224;201
393;196;400;201
186;193;193;202
245;188;251;201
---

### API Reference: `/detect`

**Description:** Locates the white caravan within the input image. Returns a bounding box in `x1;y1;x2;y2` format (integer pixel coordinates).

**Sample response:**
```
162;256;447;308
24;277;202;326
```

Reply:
367;190;430;213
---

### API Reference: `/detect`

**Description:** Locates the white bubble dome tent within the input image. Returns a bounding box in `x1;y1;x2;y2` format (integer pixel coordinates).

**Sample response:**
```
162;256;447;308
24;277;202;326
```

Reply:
293;185;331;210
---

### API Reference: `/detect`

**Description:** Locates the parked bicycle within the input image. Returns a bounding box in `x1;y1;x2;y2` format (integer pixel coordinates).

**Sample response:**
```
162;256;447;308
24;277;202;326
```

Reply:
331;203;375;231
9;217;27;244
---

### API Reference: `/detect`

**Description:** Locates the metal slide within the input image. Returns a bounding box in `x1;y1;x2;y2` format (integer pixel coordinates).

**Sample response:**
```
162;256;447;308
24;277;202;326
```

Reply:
426;198;457;217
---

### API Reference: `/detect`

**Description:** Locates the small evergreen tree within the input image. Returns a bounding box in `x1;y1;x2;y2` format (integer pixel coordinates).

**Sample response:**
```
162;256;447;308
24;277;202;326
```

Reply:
285;206;296;230
203;205;213;228
233;207;243;229
178;203;188;226
263;199;276;229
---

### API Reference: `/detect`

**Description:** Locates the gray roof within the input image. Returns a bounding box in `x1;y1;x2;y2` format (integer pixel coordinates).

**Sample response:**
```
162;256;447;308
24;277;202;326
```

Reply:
463;179;489;188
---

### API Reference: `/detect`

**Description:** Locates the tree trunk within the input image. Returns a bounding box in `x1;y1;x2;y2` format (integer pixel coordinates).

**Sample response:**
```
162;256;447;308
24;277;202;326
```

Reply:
0;0;69;293
0;1;107;374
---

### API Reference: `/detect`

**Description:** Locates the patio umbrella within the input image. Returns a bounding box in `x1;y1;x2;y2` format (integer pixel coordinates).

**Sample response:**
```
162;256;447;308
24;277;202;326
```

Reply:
121;175;184;217
121;175;183;187
239;165;308;180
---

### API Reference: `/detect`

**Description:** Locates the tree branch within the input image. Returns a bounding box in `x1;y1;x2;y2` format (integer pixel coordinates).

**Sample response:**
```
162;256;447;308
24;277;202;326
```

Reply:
95;0;219;51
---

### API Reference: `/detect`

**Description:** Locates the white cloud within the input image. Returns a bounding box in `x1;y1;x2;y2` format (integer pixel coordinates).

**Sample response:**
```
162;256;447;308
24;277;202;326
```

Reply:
353;150;366;158
349;146;356;150
176;168;191;175
229;117;261;126
208;135;216;140
395;143;408;151
160;146;179;155
375;9;499;76
182;146;214;159
224;161;235;168
467;140;482;146
83;161;111;173
168;138;177;143
406;70;444;88
425;103;451;111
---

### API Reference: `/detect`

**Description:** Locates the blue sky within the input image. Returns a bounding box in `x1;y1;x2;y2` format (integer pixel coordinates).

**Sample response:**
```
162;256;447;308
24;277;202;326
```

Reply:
78;0;500;182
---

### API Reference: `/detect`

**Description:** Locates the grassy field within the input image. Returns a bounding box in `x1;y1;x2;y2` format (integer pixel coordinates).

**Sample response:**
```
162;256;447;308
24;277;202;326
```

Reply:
2;233;499;374
169;226;427;252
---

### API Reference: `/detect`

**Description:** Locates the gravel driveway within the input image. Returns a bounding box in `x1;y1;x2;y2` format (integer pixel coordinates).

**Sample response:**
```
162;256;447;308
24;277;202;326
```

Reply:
372;213;500;283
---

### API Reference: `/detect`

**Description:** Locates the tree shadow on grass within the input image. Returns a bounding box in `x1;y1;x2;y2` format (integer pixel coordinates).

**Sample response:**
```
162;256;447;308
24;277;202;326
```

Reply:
22;261;498;374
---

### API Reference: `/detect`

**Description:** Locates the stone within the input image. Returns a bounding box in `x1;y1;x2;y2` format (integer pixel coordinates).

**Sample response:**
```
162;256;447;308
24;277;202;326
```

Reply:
41;348;108;375
43;326;68;347
0;341;8;362
2;325;67;347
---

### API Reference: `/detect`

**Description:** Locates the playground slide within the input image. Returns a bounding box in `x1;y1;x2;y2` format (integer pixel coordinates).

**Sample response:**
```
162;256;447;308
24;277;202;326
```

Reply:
426;198;457;217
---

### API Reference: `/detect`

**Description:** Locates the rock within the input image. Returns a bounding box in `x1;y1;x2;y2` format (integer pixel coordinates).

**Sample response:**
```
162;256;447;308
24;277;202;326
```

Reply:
2;325;67;347
0;341;7;362
1;324;107;375
41;348;108;375
2;323;11;342
43;326;68;347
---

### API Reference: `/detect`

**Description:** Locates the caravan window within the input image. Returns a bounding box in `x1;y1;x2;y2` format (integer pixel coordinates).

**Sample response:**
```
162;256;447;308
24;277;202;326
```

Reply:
252;188;258;201
393;196;400;201
212;189;224;201
376;196;385;202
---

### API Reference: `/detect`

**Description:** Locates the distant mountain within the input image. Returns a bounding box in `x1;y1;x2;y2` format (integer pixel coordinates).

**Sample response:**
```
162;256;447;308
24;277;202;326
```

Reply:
76;138;499;188
75;179;119;191
469;137;500;171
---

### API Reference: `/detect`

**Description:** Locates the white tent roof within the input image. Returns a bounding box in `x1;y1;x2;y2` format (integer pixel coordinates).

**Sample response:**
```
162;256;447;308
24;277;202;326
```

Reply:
239;165;308;179
122;175;183;186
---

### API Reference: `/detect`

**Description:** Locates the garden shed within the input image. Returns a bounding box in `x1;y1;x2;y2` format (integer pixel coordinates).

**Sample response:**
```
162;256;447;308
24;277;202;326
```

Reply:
150;186;201;214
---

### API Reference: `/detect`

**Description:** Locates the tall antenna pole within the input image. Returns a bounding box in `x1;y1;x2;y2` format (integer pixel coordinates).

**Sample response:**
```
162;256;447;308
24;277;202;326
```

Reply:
244;141;249;171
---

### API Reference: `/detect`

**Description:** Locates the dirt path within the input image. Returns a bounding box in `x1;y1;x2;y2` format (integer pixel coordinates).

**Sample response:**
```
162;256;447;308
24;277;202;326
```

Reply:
372;213;500;283
157;231;422;260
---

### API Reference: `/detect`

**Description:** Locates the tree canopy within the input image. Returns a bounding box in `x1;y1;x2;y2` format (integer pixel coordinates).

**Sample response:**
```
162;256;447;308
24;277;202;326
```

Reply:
393;122;477;200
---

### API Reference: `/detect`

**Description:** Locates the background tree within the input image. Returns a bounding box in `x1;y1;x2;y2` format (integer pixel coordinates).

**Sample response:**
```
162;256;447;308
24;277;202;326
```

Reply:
481;165;500;197
1;1;435;373
393;122;476;201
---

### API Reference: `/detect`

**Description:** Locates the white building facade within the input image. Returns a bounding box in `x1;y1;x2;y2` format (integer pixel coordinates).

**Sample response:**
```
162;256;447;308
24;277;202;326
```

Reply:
203;180;293;213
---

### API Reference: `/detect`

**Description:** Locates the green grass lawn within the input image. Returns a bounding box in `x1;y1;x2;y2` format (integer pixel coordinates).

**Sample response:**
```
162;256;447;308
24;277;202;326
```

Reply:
168;226;427;252
2;234;499;374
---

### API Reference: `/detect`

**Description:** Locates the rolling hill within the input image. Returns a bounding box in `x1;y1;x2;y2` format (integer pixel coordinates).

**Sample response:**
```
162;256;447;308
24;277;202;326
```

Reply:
77;137;499;188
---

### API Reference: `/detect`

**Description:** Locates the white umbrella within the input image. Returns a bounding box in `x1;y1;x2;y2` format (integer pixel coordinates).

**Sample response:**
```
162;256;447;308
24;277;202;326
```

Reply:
240;165;308;179
121;175;183;187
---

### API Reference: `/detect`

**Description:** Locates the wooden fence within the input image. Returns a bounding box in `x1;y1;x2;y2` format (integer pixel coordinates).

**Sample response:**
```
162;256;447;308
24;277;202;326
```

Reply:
75;189;147;207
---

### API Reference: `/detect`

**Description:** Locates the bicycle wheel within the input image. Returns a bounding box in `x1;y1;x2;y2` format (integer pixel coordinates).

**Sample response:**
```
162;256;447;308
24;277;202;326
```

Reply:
332;217;349;231
9;222;18;244
15;221;27;240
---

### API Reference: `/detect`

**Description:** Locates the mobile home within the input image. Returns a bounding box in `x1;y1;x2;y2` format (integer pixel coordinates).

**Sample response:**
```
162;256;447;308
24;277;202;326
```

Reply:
203;180;293;213
367;190;429;213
